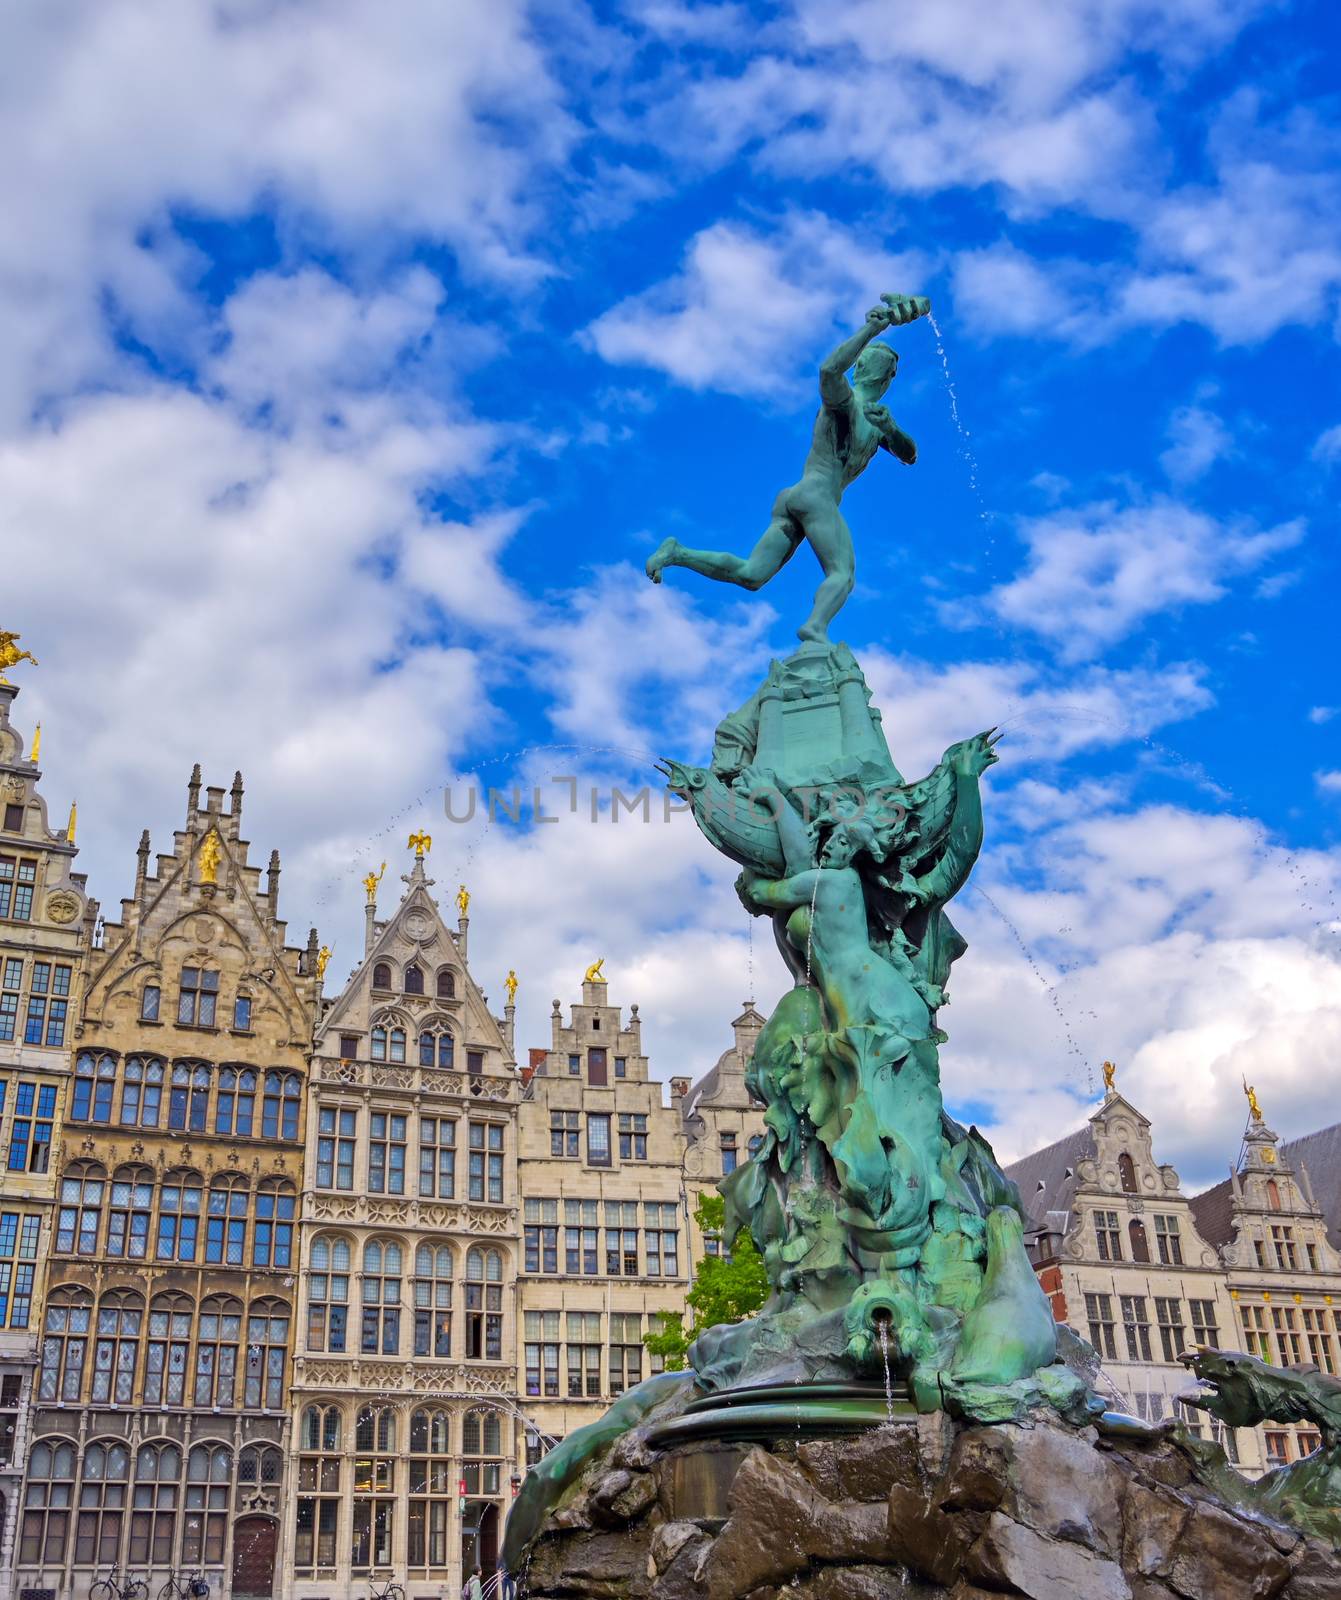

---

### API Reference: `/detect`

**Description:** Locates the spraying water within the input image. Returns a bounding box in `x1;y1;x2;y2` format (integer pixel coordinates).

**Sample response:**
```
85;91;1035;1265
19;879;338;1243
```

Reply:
876;1318;896;1424
926;310;993;551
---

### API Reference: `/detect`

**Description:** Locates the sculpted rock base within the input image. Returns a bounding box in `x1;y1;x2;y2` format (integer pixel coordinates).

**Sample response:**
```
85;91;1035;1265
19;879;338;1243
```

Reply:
517;1411;1339;1600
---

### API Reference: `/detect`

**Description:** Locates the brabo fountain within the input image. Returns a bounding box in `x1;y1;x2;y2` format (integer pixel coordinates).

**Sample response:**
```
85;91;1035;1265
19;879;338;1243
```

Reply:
504;298;1341;1598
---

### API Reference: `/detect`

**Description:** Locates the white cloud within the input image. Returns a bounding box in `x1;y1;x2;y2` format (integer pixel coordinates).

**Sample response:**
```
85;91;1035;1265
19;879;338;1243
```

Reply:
1317;771;1341;796
950;244;1105;342
1308;706;1337;725
1314;425;1341;465
585;212;924;395
1160;403;1233;483
979;498;1304;659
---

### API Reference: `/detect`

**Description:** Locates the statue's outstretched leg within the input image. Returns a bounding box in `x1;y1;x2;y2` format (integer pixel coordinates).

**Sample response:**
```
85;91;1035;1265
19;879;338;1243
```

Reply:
797;506;855;643
646;517;799;590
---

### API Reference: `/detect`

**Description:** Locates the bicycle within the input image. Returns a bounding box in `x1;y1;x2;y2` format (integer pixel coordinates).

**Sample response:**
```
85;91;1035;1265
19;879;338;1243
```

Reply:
90;1567;148;1600
368;1576;404;1600
157;1572;210;1600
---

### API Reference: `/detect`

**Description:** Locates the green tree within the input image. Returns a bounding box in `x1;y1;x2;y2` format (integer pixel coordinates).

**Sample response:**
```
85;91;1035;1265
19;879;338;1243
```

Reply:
643;1192;769;1371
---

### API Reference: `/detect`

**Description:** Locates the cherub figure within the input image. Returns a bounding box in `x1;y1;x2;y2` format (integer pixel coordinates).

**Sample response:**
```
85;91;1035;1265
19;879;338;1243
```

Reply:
0;631;38;684
645;294;929;643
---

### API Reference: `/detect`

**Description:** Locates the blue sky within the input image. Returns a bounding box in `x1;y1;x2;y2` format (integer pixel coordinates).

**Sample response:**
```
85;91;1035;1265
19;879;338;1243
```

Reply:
4;0;1339;1189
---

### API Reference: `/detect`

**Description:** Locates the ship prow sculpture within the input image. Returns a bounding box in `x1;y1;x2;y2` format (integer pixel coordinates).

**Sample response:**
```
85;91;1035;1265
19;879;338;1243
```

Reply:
504;296;1341;1595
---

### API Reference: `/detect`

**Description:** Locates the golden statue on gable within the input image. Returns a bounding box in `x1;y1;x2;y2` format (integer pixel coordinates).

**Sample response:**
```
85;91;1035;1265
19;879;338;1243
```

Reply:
198;829;222;885
0;631;38;685
408;830;432;858
363;861;387;901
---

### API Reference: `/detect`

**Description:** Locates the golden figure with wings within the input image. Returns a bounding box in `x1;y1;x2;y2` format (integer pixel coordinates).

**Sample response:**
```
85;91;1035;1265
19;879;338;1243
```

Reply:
0;631;38;684
408;830;432;858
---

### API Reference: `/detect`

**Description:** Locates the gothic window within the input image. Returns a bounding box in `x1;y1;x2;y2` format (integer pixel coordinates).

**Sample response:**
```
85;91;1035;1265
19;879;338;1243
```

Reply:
91;1291;143;1404
177;967;219;1027
413;1243;454;1357
19;1436;76;1563
307;1237;351;1352
372;962;392;990
419;1030;434;1066
1129;1219;1151;1263
245;1298;290;1409
404;963;424;995
157;1170;204;1261
57;1161;105;1255
128;1441;181;1566
462;1408;504;1496
1118;1152;1138;1193
140;983;160;1021
468;1121;504;1201
168;1061;211;1132
205;1176;250;1266
182;1444;231;1565
389;1027;406;1063
352;1408;396;1571
72;1052;116;1122
238;1444;282;1493
106;1166;154;1260
465;1248;503;1360
144;1293;194;1406
371;1026;387;1060
73;1439;130;1565
408;1409;453;1567
418;1116;456;1198
254;1179;295;1268
262;1070;301;1140
39;1289;92;1401
436;968;455;999
316;1107;356;1189
216;1067;257;1136
121;1056;164;1128
369;1112;407;1195
194;1295;242;1407
361;1242;402;1355
296;1407;341;1569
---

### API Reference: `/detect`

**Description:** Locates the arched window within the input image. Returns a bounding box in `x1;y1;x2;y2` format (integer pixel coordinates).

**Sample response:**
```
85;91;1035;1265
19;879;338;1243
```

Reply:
245;1298;290;1410
389;1028;406;1064
418;1030;435;1067
182;1444;231;1565
372;962;392;991
413;1243;453;1357
371;1026;387;1061
465;1249;503;1361
254;1179;295;1269
462;1407;504;1496
56;1161;105;1255
156;1169;204;1262
262;1071;301;1140
168;1061;212;1133
216;1067;258;1136
74;1439;130;1565
195;1295;243;1407
1267;1179;1282;1210
128;1441;181;1566
238;1444;282;1491
296;1410;341;1569
301;1404;341;1453
436;968;455;999
351;1407;396;1570
38;1289;92;1402
72;1052;117;1123
91;1290;143;1404
19;1436;76;1564
361;1242;402;1356
205;1176;250;1266
120;1057;163;1128
307;1237;351;1352
1128;1220;1151;1264
144;1292;194;1407
107;1165;154;1259
408;1409;452;1567
438;1032;454;1068
404;963;424;996
1118;1152;1138;1194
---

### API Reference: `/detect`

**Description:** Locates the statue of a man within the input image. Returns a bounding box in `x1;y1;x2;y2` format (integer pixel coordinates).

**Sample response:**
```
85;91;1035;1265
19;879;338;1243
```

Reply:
646;293;928;643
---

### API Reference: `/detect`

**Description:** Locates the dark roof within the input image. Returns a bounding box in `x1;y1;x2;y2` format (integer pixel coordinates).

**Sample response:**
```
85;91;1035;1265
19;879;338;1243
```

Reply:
1282;1121;1341;1251
1004;1122;1096;1231
1188;1174;1236;1248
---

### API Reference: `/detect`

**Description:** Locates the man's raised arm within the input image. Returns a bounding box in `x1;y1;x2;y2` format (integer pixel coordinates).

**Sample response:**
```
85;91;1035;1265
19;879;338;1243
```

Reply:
819;305;892;408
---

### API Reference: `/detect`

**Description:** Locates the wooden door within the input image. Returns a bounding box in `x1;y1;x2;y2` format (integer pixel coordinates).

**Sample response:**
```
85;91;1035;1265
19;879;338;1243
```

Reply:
231;1515;277;1597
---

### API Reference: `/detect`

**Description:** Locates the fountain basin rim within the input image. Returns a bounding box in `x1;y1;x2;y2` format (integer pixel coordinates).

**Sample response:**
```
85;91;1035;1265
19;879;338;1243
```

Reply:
646;1389;916;1449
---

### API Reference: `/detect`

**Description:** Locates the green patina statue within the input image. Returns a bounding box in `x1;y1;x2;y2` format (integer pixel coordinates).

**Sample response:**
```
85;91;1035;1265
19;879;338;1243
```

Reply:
646;293;927;643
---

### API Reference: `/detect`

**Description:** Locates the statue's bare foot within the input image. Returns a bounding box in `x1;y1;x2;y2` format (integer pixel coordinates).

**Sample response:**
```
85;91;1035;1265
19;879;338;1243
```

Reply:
797;620;831;644
646;537;680;584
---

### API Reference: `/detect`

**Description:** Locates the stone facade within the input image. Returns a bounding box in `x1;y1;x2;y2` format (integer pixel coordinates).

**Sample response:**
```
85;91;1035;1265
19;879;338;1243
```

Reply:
1190;1108;1341;1472
286;852;522;1600
13;767;320;1600
0;684;93;1600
